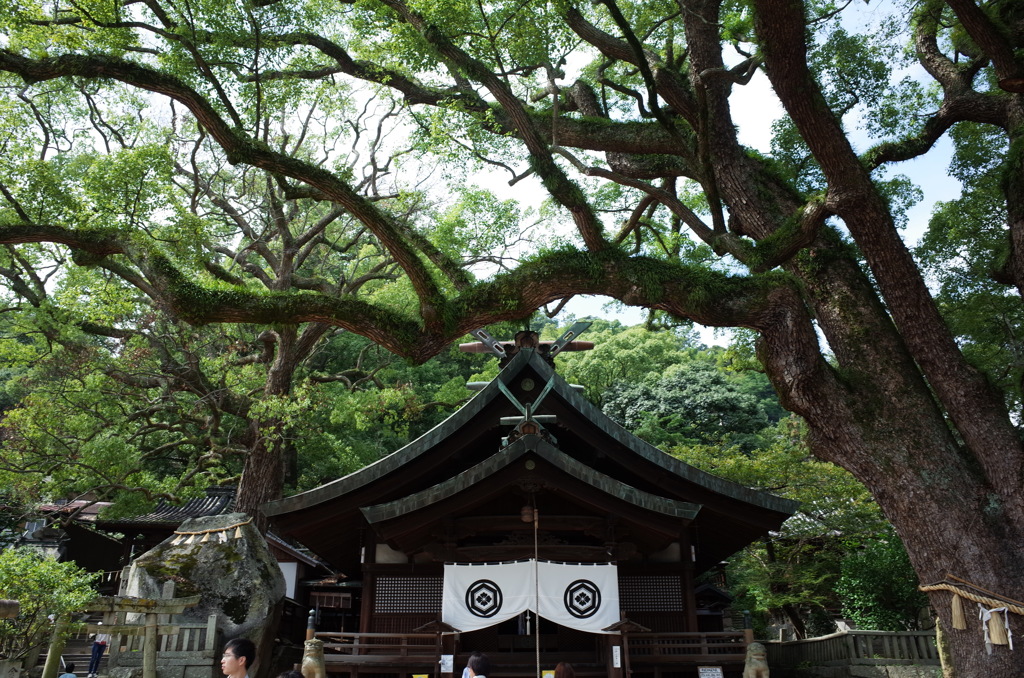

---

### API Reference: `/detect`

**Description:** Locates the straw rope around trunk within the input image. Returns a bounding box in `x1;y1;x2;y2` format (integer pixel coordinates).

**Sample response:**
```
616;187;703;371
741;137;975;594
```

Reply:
920;574;1024;617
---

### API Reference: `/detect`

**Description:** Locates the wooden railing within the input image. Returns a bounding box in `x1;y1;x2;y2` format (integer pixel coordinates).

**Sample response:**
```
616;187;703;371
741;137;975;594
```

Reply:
626;631;748;664
314;631;749;672
765;630;939;668
317;632;441;664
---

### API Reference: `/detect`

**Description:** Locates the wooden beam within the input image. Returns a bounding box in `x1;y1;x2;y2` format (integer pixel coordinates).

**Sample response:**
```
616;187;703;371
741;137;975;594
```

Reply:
452;515;605;537
86;624;181;636
89;595;201;614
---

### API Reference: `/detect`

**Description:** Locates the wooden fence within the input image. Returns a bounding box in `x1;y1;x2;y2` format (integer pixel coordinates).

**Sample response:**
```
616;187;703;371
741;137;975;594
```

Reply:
109;614;219;666
765;630;939;669
627;631;748;664
318;632;441;661
314;630;748;674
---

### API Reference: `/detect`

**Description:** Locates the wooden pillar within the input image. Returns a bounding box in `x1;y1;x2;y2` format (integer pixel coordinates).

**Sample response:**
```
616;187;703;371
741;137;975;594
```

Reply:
604;633;624;678
680;531;698;632
143;612;158;678
359;533;376;634
440;633;458;678
41;614;70;678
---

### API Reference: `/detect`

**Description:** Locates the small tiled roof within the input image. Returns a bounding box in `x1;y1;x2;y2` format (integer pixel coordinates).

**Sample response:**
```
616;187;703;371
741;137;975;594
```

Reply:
95;487;235;528
36;500;113;522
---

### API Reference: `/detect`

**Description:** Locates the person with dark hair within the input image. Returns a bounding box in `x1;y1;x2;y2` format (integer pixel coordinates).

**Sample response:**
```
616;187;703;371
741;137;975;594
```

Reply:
277;671;304;678
59;662;77;678
221;638;257;678
554;662;574;678
461;651;482;678
466;653;490;678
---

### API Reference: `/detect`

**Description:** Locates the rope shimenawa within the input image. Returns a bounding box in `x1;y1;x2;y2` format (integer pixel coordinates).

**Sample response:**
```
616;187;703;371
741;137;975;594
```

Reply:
922;573;1020;649
170;518;252;545
919;574;1024;616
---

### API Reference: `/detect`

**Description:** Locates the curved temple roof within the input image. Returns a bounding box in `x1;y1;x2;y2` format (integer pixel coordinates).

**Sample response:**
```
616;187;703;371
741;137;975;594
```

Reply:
264;349;796;572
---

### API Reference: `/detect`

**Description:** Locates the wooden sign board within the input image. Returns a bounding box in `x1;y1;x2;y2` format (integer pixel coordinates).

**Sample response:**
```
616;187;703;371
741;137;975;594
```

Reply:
697;668;724;678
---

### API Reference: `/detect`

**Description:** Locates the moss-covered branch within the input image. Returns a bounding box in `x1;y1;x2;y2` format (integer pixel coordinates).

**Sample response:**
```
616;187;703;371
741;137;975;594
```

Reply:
0;49;446;324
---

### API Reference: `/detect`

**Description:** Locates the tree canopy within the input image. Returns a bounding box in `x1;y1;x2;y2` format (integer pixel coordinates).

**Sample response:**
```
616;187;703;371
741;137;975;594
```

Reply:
2;0;1024;671
0;548;97;662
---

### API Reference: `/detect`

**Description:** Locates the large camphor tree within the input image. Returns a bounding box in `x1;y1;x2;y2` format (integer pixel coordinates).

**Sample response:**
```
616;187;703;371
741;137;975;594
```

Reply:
1;0;1023;671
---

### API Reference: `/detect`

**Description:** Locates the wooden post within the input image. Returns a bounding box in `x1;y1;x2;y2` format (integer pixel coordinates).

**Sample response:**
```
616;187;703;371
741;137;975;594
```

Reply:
143;612;158;678
604;633;624;678
206;614;218;653
41;614;70;678
306;609;316;641
0;600;18;619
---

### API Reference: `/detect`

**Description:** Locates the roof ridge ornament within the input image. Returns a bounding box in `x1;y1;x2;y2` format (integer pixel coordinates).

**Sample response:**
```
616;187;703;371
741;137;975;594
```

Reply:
461;322;594;366
497;379;558;447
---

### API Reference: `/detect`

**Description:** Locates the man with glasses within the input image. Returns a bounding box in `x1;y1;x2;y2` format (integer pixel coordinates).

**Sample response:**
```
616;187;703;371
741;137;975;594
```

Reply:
221;638;257;678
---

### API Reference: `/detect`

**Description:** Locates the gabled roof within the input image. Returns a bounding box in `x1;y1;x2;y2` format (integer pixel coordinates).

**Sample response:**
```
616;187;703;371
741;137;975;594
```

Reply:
361;437;700;525
359;437;700;560
264;349;796;572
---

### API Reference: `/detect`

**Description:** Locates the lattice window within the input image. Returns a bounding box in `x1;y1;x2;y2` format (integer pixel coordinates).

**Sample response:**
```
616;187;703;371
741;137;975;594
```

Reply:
374;576;442;613
619;575;685;611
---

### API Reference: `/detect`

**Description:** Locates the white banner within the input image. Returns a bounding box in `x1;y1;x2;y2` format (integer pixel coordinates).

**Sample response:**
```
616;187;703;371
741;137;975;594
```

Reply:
443;560;535;632
536;560;620;633
442;560;619;634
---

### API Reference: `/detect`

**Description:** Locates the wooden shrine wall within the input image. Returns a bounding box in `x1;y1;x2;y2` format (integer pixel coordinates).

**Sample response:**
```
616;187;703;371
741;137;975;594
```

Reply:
363;571;693;633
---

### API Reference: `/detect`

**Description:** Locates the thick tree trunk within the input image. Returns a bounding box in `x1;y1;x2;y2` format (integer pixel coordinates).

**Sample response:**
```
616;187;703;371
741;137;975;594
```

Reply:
236;426;286;533
235;325;303;531
750;247;1024;675
727;1;1024;673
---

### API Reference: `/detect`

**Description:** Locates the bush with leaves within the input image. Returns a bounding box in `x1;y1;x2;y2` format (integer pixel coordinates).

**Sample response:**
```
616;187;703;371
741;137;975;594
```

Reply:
0;548;98;662
834;528;928;631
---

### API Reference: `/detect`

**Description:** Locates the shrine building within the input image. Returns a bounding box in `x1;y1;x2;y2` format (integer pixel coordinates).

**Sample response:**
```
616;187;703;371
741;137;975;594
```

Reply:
263;330;796;678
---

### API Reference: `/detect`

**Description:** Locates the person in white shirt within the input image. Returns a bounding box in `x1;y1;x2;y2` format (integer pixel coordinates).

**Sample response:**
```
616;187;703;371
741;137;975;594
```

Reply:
88;624;110;678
